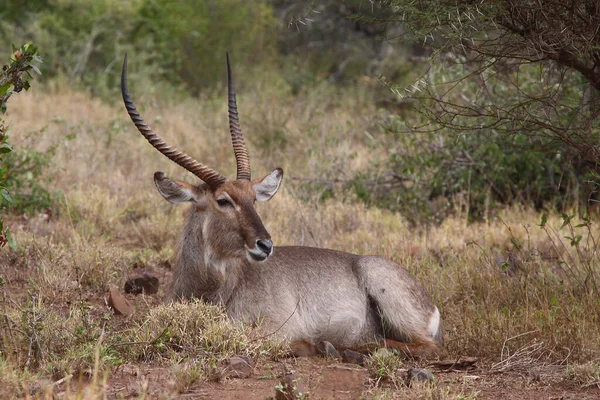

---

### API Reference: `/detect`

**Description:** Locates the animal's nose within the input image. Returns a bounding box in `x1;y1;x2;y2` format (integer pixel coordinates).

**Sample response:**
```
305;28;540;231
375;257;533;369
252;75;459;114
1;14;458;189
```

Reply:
256;239;273;255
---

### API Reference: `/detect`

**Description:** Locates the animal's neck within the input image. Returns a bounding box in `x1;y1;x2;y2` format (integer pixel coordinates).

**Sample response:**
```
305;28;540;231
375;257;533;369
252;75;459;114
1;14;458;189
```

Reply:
172;210;242;304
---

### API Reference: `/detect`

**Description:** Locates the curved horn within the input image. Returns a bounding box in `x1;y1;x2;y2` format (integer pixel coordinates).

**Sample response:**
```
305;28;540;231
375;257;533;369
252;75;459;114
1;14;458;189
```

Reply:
121;54;227;189
226;53;251;181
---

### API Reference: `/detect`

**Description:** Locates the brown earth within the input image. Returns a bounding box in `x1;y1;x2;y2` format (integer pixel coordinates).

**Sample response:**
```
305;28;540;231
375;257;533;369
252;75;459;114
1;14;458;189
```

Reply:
96;357;600;399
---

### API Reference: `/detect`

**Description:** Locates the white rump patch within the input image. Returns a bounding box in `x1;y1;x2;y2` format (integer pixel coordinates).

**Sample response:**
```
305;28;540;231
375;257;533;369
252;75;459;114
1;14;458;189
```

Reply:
427;307;441;338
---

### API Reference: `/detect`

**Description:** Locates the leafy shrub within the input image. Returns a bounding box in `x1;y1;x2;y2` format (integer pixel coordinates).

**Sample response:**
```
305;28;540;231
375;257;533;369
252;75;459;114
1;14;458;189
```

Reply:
352;61;600;224
1;131;59;215
0;0;277;97
0;42;42;248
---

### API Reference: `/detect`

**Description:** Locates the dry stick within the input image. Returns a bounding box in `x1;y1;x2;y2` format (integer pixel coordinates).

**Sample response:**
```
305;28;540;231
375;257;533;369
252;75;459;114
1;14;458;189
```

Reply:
492;340;545;373
492;330;542;373
52;374;74;388
499;329;540;361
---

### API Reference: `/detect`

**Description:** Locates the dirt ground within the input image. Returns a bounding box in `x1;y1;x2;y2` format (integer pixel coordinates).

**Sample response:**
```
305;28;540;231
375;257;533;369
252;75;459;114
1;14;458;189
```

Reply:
96;357;600;399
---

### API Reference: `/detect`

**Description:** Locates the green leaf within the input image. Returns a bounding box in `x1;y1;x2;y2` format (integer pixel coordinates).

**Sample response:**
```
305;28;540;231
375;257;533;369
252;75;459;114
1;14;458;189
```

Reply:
538;213;547;228
560;213;573;229
0;82;12;97
31;64;42;75
510;237;521;251
1;188;12;203
0;142;13;153
5;227;17;250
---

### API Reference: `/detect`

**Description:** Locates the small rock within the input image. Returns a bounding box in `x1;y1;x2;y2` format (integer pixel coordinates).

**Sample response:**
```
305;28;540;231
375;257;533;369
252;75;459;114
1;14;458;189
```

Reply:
107;288;135;316
224;355;253;378
275;372;308;400
124;268;160;295
407;368;434;384
341;349;365;366
316;341;341;358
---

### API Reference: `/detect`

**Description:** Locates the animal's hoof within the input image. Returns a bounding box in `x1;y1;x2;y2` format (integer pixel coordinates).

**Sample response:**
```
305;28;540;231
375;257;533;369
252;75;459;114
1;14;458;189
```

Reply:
342;349;366;366
407;368;434;384
316;341;341;359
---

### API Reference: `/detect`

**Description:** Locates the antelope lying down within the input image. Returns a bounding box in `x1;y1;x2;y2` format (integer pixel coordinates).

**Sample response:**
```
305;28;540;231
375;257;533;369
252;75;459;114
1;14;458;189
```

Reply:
121;54;444;358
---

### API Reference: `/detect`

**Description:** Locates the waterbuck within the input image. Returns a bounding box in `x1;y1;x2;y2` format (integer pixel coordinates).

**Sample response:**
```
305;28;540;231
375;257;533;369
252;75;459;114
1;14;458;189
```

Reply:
121;54;444;358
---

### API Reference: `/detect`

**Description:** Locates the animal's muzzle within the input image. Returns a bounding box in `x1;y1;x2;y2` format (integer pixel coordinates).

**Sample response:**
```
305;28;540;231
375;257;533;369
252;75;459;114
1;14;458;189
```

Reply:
247;239;273;262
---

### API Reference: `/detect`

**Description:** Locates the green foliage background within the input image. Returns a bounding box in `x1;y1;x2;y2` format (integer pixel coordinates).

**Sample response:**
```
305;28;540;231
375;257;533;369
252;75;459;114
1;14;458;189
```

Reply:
0;0;276;97
0;0;599;224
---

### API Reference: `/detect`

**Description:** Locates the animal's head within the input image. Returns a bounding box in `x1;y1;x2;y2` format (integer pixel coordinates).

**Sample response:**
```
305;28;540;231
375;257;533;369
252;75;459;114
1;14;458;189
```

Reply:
121;54;282;263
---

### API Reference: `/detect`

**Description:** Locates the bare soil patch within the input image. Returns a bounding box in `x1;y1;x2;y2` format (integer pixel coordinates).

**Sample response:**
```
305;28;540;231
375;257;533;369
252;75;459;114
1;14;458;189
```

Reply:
100;356;600;399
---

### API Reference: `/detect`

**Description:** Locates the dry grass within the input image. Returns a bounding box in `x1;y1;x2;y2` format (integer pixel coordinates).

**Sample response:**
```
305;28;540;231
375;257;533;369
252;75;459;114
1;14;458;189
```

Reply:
0;82;599;397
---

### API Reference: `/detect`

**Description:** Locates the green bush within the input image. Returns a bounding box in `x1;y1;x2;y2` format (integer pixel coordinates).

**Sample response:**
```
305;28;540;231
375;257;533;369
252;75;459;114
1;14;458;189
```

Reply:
352;61;599;224
0;0;277;97
0;42;42;249
1;131;58;215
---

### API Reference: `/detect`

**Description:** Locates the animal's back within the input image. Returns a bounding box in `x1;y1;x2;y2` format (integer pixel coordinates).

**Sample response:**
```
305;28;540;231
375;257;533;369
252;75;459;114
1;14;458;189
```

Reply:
228;246;441;346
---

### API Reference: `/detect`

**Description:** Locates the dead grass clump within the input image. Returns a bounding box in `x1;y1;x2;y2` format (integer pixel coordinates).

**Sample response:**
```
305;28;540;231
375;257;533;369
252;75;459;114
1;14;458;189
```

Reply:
0;357;47;398
366;349;406;388
125;300;286;361
363;387;479;400
0;292;120;384
172;358;223;393
566;361;600;388
4;230;129;293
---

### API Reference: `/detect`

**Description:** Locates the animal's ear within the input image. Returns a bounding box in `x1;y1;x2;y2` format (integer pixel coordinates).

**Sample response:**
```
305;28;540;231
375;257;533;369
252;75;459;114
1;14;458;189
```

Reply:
154;171;199;204
253;168;283;202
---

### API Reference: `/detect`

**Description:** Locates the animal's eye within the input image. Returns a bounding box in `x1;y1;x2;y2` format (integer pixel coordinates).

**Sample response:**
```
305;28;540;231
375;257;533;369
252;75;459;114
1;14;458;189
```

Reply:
216;198;233;208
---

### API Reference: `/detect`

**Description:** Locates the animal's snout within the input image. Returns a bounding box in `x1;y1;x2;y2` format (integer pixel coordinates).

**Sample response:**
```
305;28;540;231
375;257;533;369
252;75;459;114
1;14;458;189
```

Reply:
256;239;273;255
246;239;274;262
